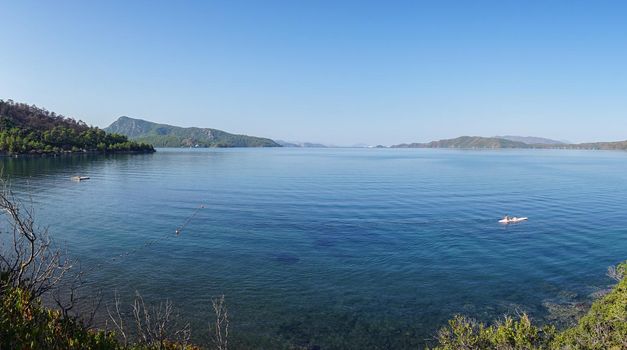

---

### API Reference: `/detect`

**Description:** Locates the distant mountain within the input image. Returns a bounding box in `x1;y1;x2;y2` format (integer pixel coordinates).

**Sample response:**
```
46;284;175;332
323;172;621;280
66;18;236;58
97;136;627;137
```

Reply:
392;135;627;151
274;141;379;148
350;143;372;148
105;117;280;148
497;135;565;145
275;140;328;148
275;140;298;147
563;140;627;150
393;136;530;149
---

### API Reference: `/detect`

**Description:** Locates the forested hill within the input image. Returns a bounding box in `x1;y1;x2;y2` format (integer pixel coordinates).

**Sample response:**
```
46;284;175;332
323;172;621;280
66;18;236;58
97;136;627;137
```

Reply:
497;135;565;145
105;116;281;148
0;100;154;155
393;136;530;149
392;136;627;150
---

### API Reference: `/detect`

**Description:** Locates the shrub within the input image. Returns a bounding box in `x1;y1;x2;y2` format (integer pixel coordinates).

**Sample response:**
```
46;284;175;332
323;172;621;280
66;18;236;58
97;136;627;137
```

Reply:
433;314;556;350
552;262;627;350
0;286;118;350
432;261;627;350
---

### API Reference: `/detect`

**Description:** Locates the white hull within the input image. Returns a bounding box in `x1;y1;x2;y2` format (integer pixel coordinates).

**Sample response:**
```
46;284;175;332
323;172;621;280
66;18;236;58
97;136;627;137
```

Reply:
499;217;528;224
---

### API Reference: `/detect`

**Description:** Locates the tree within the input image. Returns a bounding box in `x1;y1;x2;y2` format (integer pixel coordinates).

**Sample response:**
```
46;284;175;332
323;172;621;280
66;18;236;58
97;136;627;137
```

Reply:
0;178;72;299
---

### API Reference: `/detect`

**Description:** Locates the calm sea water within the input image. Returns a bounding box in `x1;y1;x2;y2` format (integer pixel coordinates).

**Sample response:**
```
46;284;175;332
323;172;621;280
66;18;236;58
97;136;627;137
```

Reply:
2;148;626;349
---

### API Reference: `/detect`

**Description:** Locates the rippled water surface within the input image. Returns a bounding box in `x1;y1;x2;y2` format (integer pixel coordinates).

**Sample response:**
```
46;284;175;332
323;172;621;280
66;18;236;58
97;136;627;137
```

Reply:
3;148;626;348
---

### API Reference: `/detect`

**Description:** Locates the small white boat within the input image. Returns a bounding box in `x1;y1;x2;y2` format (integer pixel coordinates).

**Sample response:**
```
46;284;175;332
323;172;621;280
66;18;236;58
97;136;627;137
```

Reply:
499;216;528;224
71;176;90;181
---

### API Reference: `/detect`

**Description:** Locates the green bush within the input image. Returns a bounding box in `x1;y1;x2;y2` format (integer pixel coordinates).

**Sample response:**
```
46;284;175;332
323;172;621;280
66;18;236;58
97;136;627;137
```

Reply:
0;286;201;350
552;262;627;350
0;286;118;349
433;314;556;349
432;261;627;350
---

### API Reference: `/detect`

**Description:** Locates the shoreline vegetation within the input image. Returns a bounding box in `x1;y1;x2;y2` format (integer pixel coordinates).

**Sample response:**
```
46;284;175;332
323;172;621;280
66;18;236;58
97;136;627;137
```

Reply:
0;179;624;349
432;262;627;349
0;100;155;156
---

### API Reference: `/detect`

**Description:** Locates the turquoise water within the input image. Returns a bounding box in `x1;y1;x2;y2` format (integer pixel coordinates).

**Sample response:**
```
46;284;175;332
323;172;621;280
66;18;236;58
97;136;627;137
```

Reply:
2;148;626;348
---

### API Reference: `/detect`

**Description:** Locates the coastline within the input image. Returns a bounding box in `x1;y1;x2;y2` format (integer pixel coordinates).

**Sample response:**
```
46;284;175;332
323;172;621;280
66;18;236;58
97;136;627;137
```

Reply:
0;149;156;158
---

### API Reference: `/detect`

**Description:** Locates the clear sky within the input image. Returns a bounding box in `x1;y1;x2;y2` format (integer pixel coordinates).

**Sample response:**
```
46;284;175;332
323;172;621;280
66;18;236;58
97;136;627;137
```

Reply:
1;0;627;145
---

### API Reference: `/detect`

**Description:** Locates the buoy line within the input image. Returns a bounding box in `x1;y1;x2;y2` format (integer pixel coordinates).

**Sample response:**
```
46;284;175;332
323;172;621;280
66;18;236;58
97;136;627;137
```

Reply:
82;204;206;274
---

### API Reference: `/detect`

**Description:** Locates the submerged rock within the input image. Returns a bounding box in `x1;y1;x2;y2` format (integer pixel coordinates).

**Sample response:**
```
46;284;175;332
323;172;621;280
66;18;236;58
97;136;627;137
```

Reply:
543;301;589;328
272;253;300;264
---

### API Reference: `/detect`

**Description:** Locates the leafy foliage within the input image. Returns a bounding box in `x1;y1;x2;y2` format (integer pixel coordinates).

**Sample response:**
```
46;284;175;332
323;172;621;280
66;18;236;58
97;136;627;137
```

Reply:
0;286;118;349
552;262;627;349
433;314;556;350
0;100;155;155
432;261;627;350
0;285;203;350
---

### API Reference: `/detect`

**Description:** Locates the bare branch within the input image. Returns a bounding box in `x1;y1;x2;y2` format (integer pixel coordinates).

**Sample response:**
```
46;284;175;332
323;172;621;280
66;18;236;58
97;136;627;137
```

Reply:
107;291;128;346
0;177;74;299
210;294;229;350
607;265;624;282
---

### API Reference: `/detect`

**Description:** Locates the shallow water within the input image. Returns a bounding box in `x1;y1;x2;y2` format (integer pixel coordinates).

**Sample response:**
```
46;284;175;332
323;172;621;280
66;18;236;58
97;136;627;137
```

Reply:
2;148;626;348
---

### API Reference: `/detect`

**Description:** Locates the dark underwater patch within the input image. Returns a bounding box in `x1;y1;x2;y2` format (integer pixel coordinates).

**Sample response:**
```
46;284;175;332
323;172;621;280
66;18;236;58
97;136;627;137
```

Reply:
272;253;300;264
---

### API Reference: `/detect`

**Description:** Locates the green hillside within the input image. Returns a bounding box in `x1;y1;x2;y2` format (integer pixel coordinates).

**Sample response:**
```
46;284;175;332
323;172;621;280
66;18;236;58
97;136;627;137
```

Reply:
0;100;154;155
393;136;627;150
498;135;566;145
558;140;627;150
105;116;281;148
393;136;530;149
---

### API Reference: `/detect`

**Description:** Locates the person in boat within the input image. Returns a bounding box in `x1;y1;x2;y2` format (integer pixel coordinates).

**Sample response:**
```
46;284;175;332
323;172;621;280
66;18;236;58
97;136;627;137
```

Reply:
503;215;510;221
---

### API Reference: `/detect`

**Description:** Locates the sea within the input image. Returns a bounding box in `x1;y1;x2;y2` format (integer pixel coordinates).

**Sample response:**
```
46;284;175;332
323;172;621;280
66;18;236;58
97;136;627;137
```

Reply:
2;148;626;349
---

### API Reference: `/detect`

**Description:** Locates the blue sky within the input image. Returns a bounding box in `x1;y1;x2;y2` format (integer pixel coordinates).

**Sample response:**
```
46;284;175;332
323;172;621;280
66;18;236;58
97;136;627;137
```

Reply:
1;0;626;145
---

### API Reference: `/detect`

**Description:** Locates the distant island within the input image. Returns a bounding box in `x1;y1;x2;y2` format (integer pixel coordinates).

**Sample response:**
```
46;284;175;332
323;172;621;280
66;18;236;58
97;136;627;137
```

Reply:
392;136;627;150
105;117;280;148
393;136;529;149
0;100;154;155
496;135;566;145
275;140;328;148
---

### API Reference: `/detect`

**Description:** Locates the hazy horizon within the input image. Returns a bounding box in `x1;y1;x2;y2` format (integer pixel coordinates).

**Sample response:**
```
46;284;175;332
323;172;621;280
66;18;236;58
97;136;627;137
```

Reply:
2;1;627;145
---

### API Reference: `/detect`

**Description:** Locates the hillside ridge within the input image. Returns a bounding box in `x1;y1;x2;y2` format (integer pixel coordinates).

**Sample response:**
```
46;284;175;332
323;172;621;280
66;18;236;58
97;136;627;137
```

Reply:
105;116;280;148
392;136;627;150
